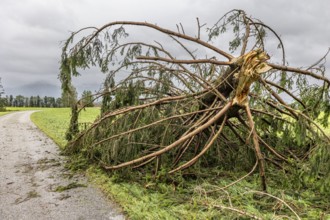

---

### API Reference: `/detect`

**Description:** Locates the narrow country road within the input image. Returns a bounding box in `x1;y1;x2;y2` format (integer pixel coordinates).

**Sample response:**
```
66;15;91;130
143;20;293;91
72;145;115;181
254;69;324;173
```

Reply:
0;111;125;220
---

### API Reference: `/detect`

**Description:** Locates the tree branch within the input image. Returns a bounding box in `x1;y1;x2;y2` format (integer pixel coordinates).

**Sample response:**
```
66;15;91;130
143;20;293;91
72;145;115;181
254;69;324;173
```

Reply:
136;56;231;66
82;21;234;60
103;101;233;170
269;63;330;84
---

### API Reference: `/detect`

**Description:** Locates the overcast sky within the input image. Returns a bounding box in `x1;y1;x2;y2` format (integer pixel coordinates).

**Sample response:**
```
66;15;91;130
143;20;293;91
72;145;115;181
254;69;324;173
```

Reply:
0;0;329;97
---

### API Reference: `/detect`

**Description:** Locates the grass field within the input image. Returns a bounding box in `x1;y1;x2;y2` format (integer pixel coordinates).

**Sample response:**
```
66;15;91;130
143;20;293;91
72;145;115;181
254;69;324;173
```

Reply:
27;107;330;219
318;112;330;135
31;107;100;148
0;107;45;117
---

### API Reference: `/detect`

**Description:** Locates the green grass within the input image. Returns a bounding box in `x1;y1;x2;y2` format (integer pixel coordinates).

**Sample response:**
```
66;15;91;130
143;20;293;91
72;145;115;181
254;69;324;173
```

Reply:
0;107;41;116
86;165;330;220
31;107;99;148
0;107;46;117
0;111;10;117
54;182;87;192
86;166;226;220
6;107;45;111
31;108;330;219
31;108;72;147
318;112;330;135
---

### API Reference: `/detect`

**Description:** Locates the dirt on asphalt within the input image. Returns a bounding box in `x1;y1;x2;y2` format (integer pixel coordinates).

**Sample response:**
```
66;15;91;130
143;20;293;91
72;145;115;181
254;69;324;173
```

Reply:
0;111;126;220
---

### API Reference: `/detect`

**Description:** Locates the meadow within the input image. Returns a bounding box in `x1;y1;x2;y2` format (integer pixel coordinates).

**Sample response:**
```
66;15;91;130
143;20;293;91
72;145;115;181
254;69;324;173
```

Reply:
2;107;328;219
0;107;44;117
30;107;100;147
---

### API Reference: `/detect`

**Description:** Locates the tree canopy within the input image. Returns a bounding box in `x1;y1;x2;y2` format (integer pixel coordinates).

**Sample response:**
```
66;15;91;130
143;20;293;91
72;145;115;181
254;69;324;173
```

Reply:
81;90;94;107
61;84;78;107
60;10;330;192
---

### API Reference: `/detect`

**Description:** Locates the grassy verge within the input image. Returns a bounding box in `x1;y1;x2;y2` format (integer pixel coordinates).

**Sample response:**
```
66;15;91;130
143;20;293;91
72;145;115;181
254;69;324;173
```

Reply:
31;108;330;219
6;107;45;111
31;107;99;148
31;108;72;147
0;107;46;117
0;111;10;117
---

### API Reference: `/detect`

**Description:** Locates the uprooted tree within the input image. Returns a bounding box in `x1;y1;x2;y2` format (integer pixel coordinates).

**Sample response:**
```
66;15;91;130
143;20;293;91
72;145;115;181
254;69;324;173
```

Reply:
60;10;330;191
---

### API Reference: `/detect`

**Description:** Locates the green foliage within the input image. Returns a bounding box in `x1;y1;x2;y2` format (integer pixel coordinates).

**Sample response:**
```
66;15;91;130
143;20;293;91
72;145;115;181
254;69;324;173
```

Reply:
66;104;79;141
5;95;61;107
0;78;6;111
61;84;78;107
207;10;268;54
81;90;94;107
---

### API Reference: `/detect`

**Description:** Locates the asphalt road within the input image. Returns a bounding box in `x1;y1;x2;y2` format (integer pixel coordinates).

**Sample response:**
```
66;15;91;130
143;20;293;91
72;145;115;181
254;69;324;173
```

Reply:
0;111;126;220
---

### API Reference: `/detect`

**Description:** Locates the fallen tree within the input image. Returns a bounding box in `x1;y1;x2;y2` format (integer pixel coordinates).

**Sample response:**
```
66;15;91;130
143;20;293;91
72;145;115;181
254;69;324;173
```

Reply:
60;10;330;191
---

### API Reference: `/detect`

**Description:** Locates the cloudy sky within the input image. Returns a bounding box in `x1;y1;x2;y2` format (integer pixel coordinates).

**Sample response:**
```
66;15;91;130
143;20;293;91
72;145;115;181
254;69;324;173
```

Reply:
0;0;329;97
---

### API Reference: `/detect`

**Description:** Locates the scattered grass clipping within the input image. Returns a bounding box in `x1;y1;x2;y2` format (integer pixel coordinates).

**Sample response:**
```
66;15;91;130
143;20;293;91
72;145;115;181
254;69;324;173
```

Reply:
54;182;87;192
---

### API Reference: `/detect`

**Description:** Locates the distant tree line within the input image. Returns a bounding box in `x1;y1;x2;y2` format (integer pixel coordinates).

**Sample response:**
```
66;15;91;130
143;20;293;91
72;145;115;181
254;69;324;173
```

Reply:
0;76;94;109
3;89;94;108
0;78;5;111
5;95;63;107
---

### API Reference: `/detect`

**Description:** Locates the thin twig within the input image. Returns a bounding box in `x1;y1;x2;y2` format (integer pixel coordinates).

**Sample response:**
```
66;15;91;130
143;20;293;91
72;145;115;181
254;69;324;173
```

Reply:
210;203;262;220
207;160;258;193
196;17;201;39
136;56;231;66
244;190;301;220
269;63;330;84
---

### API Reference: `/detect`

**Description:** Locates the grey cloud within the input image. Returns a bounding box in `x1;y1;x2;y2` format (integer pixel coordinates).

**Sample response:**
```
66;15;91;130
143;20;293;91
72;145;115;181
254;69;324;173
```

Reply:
0;0;329;97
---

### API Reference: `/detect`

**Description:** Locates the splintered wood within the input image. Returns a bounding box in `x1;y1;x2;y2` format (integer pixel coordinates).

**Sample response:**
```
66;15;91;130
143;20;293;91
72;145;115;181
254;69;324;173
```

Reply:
232;49;272;106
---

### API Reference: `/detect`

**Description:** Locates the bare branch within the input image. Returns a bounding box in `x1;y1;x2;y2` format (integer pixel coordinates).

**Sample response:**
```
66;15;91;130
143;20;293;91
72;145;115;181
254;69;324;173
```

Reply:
245;105;267;191
269;63;330;84
103;101;233;170
82;21;234;60
136;56;231;66
264;79;306;109
169;115;227;173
